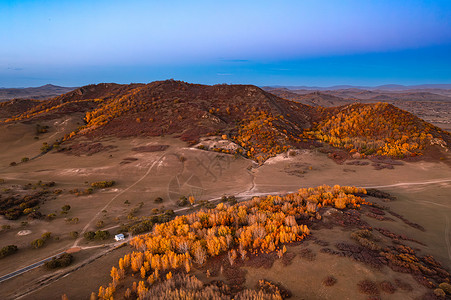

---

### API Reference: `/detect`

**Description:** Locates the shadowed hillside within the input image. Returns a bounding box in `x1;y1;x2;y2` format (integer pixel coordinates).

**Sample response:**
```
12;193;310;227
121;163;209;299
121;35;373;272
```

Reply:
0;99;42;120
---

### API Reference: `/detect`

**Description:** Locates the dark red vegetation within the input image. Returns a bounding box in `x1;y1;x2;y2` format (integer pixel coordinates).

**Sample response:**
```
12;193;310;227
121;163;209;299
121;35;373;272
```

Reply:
322;276;337;287
379;280;397;294
298;248;316;261
0;99;41;120
357;279;380;296
60;142;116;156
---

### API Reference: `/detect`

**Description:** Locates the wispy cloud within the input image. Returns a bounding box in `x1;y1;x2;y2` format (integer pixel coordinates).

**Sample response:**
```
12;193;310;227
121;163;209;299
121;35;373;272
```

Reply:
7;67;24;71
216;73;232;76
219;58;250;63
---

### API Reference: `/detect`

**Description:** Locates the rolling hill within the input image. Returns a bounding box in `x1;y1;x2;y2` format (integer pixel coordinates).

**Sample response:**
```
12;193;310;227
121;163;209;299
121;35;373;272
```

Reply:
1;80;449;161
0;84;77;101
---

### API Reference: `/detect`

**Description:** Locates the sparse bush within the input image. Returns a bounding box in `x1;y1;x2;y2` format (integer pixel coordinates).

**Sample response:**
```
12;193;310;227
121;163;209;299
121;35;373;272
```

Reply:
61;205;71;212
177;196;189;207
84;231;96;240
23;207;34;214
434;288;446;297
94;230;110;240
44;253;73;269
129;220;153;235
9;162;16;166
40;142;52;153
379;281;396;294
117;224;129;234
69;231;79;239
31;238;45;249
357;279;379;295
21;157;29;163
154;197;163;203
323;276;337;287
35;124;49;134
0;245;18;258
439;282;451;294
96;220;105;228
1;224;11;231
46;213;57;220
41;232;52;240
91;181;115;189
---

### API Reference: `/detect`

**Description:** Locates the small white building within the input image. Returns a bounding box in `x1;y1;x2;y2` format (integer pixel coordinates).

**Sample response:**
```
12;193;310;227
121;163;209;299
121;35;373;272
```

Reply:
114;233;125;241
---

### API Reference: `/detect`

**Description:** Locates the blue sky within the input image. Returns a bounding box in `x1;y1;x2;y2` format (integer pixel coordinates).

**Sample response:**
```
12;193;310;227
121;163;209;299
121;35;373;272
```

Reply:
1;0;451;87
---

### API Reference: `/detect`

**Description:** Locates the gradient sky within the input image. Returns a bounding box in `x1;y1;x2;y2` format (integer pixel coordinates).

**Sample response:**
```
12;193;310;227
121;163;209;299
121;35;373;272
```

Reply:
1;0;451;87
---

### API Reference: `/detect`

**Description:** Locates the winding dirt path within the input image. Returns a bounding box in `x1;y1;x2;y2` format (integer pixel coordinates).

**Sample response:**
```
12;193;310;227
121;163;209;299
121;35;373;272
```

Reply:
73;152;167;247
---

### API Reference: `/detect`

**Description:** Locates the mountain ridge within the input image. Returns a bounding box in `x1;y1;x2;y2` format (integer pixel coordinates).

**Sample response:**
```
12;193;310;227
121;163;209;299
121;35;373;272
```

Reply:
1;80;449;161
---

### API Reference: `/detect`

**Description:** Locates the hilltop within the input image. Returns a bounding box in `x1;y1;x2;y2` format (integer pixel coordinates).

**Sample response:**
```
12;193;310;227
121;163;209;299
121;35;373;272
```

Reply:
1;80;450;161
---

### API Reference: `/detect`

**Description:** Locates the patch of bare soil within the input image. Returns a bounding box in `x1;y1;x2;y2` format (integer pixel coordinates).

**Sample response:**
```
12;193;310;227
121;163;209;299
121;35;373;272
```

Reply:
131;145;169;152
60;142;116;156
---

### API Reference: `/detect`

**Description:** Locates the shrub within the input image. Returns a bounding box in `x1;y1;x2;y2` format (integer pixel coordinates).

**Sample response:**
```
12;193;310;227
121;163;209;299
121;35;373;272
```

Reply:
41;232;52;240
61;205;71;212
1;224;11;231
31;238;45;249
91;181;115;188
94;230;110;240
0;245;18;258
69;231;79;239
357;280;379;295
323;276;337;287
439;282;451;294
84;231;96;240
46;213;57;220
130;220;153;235
44;253;73;269
40;142;52;153
96;220;105;228
177;196;189;207
21;157;29;163
154;197;163;203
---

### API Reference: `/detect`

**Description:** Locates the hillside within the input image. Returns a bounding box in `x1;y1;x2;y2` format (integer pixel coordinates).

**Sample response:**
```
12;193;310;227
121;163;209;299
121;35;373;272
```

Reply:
306;103;451;158
1;80;449;161
267;89;355;107
0;99;42;121
265;87;451;132
0;84;77;101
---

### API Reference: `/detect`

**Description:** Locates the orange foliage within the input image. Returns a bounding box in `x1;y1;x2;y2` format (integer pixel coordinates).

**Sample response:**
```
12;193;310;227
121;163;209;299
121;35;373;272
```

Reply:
96;185;368;298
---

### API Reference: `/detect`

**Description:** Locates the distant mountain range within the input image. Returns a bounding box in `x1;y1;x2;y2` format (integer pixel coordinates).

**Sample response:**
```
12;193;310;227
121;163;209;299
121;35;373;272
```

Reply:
2;83;450;102
263;83;451;91
0;84;77;101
